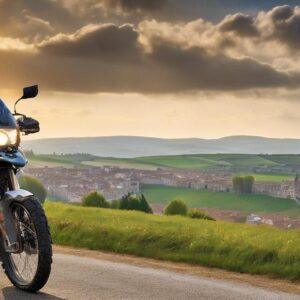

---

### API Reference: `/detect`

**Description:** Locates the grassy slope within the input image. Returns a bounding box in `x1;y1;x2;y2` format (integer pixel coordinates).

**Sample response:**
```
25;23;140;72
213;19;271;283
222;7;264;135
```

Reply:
46;202;300;280
141;185;300;215
261;155;300;165
82;157;158;170
136;154;278;169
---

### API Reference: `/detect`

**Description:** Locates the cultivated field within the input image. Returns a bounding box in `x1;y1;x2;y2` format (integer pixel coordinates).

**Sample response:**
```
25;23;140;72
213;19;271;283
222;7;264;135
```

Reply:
46;202;300;280
25;153;297;182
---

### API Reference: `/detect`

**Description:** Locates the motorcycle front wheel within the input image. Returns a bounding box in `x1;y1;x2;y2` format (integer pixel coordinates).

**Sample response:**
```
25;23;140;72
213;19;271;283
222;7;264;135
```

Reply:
0;197;52;292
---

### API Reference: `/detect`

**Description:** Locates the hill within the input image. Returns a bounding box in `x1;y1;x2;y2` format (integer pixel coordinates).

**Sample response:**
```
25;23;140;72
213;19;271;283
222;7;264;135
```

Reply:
23;135;300;158
26;152;299;180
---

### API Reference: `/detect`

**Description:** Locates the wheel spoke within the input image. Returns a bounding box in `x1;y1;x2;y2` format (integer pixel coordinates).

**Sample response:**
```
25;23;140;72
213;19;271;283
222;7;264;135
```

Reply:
8;203;39;284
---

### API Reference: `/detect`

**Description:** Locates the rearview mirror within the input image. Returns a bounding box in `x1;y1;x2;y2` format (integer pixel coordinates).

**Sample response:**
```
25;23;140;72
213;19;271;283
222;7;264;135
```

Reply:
22;85;38;99
14;85;39;114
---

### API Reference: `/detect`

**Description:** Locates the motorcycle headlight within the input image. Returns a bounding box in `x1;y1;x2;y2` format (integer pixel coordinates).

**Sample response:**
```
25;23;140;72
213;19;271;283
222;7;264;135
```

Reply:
0;129;19;147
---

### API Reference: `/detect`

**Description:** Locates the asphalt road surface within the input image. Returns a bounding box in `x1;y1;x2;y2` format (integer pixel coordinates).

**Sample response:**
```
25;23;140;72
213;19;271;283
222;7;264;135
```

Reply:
0;253;299;300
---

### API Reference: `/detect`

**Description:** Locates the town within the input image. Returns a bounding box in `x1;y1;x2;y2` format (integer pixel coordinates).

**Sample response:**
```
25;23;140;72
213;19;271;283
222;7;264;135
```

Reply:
24;165;300;203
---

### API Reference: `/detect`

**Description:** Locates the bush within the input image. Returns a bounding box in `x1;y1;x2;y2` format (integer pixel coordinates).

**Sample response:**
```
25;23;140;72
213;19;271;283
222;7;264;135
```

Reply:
19;176;47;204
164;199;187;216
82;191;109;208
188;209;215;221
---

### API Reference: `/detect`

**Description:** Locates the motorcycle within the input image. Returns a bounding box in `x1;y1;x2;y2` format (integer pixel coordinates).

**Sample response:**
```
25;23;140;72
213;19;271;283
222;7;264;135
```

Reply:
0;85;52;292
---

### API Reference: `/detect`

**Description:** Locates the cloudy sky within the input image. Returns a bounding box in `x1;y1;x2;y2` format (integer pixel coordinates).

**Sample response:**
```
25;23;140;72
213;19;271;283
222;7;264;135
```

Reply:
1;0;300;139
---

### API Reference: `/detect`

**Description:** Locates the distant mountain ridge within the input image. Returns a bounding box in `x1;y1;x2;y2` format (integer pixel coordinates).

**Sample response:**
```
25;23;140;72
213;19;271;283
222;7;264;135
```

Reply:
22;135;300;158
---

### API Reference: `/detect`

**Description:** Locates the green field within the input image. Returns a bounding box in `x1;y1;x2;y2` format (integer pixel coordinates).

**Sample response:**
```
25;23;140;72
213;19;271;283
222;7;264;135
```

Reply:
135;154;278;169
141;185;300;215
46;201;300;280
240;173;294;182
26;153;90;167
82;158;157;170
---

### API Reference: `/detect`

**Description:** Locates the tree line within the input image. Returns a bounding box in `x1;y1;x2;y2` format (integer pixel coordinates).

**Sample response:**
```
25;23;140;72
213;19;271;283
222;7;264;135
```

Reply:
82;191;153;214
82;192;215;220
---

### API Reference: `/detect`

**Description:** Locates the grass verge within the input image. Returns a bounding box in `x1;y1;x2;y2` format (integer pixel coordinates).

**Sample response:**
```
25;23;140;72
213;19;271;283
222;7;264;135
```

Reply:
45;202;300;280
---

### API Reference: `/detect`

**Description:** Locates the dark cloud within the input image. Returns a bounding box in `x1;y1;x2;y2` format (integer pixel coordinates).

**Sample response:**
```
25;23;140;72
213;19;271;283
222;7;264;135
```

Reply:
219;13;258;37
0;0;298;51
0;4;299;95
0;22;297;94
215;5;300;52
263;5;300;50
103;0;168;13
0;0;78;41
39;24;141;60
146;40;294;92
270;5;294;21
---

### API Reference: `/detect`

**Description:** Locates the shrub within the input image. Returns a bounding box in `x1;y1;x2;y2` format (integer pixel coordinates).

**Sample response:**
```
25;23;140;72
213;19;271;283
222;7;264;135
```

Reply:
164;199;187;216
82;191;109;208
188;209;215;221
19;176;47;204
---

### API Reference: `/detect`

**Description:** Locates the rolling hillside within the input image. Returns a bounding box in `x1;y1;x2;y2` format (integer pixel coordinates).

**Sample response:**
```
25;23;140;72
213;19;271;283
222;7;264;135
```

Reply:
23;135;300;157
26;152;299;181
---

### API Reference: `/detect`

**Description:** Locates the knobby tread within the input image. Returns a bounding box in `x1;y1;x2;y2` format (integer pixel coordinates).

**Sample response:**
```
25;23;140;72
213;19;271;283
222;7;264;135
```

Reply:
0;197;52;292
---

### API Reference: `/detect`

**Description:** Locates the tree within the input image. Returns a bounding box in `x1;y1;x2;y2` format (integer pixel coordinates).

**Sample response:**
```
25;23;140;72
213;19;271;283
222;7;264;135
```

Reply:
164;199;187;216
232;175;255;194
19;176;47;204
119;193;131;210
140;194;153;214
243;176;255;194
81;191;109;208
128;196;140;211
232;176;244;194
119;193;153;213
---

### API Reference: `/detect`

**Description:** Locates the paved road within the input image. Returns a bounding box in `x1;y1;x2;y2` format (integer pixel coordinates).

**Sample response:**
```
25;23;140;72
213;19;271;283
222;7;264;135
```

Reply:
0;253;298;300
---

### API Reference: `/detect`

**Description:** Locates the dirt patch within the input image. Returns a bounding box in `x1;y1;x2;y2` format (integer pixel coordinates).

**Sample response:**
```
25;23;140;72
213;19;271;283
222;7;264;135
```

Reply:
54;245;300;295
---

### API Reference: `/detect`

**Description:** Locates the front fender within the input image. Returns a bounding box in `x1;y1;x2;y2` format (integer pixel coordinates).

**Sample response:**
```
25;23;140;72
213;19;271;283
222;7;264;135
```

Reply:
0;189;34;252
2;189;33;202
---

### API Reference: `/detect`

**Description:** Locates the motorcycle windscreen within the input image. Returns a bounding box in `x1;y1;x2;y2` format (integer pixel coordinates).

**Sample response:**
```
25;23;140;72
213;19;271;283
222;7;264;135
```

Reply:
0;99;17;128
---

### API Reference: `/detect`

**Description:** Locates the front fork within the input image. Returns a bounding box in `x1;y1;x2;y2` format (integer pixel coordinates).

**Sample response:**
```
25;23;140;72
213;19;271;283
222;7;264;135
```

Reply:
0;169;33;253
